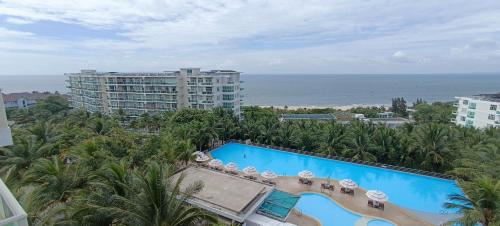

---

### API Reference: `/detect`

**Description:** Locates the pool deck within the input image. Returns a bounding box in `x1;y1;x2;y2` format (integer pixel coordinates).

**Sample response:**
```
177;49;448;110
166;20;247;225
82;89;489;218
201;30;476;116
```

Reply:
274;176;433;226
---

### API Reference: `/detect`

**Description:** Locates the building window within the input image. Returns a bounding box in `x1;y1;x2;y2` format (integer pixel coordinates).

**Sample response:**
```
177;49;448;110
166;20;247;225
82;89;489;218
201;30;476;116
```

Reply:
488;114;495;120
467;111;475;118
460;116;466;121
463;100;469;105
490;105;497;111
468;102;476;109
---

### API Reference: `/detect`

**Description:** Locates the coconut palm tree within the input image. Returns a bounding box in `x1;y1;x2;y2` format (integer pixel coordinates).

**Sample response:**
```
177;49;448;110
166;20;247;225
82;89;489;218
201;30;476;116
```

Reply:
415;123;452;172
445;177;500;226
92;162;216;226
276;120;295;148
324;120;348;155
176;139;195;166
346;121;377;162
372;126;397;163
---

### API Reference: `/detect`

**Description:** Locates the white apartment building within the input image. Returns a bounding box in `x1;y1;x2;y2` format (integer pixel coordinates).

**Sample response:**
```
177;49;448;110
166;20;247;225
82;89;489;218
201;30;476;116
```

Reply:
452;94;500;129
66;68;242;117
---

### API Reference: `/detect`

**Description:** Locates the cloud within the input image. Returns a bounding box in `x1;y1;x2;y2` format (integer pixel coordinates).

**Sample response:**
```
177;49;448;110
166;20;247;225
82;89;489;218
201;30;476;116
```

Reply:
391;51;414;63
0;0;500;74
5;17;34;24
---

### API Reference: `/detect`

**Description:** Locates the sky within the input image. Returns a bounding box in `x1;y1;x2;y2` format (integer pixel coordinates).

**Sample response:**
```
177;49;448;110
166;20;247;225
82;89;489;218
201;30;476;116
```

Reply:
0;0;500;75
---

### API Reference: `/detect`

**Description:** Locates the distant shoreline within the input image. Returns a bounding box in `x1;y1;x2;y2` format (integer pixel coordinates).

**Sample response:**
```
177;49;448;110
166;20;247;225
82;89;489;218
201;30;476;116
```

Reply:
253;104;389;111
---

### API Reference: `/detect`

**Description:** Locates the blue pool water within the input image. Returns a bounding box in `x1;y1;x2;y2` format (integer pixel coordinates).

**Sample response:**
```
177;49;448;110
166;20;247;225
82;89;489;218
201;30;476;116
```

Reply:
296;193;360;226
368;219;395;226
211;143;463;214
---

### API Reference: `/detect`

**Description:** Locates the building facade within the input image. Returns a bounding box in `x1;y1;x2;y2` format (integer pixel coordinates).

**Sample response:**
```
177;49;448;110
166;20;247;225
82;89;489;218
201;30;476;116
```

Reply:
453;94;500;129
0;89;13;147
0;90;26;226
2;92;60;109
66;68;242;117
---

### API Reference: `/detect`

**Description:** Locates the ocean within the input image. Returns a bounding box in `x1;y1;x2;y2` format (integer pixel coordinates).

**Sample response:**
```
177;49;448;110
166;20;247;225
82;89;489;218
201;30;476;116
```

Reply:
0;74;499;108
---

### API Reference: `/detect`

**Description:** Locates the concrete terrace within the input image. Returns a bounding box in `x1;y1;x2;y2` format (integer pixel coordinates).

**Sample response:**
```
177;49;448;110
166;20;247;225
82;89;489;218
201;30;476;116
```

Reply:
274;176;432;226
171;167;273;223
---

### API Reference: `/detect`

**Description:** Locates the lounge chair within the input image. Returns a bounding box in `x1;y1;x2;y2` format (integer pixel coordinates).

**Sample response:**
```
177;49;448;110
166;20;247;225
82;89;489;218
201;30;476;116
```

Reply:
262;179;276;185
368;200;385;210
321;183;334;190
244;175;256;180
340;187;354;195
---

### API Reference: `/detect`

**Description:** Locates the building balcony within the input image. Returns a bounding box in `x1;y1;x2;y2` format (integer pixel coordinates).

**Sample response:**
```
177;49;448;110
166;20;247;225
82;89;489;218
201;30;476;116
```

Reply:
0;179;28;226
453;103;459;107
450;118;456;123
452;111;457;115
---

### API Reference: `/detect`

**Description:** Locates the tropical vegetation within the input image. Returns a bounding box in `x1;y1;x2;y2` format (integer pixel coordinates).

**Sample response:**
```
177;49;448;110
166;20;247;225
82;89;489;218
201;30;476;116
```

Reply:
1;96;499;225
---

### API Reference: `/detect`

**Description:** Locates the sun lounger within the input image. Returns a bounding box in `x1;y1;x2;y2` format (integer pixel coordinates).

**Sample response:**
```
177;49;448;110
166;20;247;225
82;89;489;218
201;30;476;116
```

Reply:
262;179;276;185
368;200;385;210
321;183;334;190
340;187;354;195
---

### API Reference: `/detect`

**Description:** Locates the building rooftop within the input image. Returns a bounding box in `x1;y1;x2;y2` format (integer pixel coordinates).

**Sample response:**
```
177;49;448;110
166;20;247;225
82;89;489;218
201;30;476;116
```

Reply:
171;167;273;222
457;93;500;103
473;93;500;102
67;69;241;77
280;114;336;121
2;92;57;102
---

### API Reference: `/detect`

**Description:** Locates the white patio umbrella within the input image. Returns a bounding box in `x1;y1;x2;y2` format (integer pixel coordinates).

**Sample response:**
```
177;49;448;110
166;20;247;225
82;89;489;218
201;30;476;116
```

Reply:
366;190;388;202
192;151;204;156
261;170;278;179
339;179;358;189
298;170;314;179
195;154;210;162
225;162;238;171
208;159;223;168
243;166;258;175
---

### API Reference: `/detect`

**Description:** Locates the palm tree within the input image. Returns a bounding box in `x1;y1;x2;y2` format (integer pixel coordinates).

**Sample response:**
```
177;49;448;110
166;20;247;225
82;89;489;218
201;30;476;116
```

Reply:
23;156;87;224
67;161;130;226
0;135;52;187
324;120;348;155
415;123;452;172
372;126;397;163
176;139;195;166
445;177;500;226
92;162;216;226
29;120;61;145
346;121;377;162
276;120;295;147
258;117;279;145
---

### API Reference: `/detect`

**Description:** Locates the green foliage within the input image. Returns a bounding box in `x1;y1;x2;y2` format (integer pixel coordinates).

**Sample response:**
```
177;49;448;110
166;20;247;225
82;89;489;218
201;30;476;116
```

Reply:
391;97;408;117
445;177;500;226
413;102;454;123
1;99;499;225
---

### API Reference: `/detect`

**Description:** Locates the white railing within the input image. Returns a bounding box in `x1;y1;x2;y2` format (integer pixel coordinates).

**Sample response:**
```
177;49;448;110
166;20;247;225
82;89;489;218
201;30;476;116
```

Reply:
0;179;28;226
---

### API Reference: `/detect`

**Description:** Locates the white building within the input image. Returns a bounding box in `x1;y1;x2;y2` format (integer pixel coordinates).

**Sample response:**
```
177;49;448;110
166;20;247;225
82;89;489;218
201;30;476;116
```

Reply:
2;92;59;109
67;68;242;117
1;89;28;226
453;94;500;129
0;89;13;147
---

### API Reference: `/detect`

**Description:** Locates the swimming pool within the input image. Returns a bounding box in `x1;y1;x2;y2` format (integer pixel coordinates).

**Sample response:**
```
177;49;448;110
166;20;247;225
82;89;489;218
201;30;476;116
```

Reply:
211;143;463;214
295;193;395;226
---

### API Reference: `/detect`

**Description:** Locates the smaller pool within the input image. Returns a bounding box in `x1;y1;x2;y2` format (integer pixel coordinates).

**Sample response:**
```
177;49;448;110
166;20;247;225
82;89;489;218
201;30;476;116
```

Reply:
258;190;300;220
295;193;395;226
368;219;395;226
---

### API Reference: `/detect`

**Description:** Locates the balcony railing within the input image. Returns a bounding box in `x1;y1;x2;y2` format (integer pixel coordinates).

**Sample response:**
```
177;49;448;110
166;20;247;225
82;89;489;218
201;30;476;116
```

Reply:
0;179;28;226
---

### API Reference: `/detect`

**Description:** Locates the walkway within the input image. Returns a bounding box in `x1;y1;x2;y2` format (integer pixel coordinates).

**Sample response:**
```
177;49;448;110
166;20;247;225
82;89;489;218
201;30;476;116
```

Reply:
275;176;433;226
